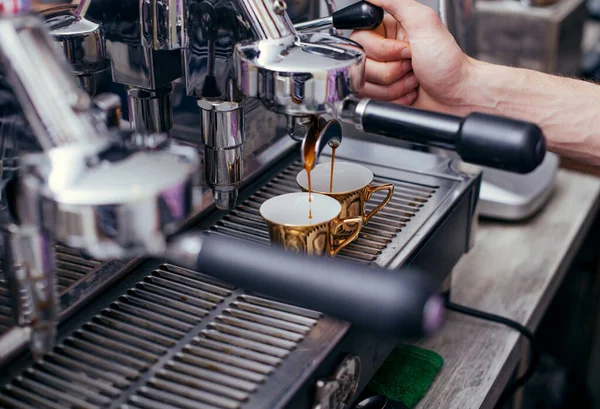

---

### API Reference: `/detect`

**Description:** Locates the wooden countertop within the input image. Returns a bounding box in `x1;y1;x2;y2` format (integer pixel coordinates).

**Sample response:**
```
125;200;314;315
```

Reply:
415;169;600;409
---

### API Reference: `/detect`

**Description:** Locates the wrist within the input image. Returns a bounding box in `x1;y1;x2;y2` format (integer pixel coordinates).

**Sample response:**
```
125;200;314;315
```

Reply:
457;57;506;116
421;56;501;117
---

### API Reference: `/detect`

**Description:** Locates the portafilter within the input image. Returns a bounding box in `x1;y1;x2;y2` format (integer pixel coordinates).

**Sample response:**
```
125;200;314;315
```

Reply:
235;1;546;174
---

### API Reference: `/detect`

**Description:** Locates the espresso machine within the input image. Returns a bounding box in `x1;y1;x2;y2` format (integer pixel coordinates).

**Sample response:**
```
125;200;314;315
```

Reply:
0;0;547;408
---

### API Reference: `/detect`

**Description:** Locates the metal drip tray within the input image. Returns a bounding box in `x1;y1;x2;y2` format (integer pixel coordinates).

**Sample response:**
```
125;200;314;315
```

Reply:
206;161;439;266
0;246;104;336
0;262;335;409
0;139;481;409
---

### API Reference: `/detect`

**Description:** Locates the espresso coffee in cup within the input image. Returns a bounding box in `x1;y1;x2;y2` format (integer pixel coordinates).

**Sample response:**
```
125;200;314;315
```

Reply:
259;192;362;256
297;161;394;236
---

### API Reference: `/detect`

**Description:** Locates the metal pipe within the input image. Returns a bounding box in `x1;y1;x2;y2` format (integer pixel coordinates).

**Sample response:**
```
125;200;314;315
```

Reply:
293;16;333;31
0;327;31;366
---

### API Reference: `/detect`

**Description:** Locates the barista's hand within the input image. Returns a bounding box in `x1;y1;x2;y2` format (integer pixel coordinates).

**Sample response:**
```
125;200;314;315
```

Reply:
350;0;474;113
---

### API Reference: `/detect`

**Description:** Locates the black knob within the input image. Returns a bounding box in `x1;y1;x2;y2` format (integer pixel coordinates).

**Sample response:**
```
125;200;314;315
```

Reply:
332;1;384;30
457;112;546;174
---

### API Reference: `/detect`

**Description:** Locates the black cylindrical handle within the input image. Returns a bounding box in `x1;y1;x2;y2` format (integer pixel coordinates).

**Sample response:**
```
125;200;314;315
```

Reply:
359;100;546;174
457;112;546;174
332;1;384;30
190;235;444;339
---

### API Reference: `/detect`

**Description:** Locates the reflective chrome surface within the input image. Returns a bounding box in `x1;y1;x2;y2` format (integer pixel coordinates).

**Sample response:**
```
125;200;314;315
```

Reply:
43;1;111;96
294;15;334;31
0;13;199;258
0;0;341;372
84;0;182;90
313;355;361;409
199;99;245;209
182;0;319;208
60;0;323;209
0;14;105;151
127;85;174;133
236;0;296;40
287;115;314;142
141;0;185;51
0;327;31;365
0;11;200;360
183;0;317;100
27;146;198;260
91;92;122;129
235;33;365;116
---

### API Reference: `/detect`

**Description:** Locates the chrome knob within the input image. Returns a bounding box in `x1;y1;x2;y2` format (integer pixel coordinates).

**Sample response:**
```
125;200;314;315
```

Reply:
273;0;288;15
43;2;111;96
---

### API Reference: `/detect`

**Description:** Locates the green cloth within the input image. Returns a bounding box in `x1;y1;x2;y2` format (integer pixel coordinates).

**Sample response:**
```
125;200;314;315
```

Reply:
366;344;444;409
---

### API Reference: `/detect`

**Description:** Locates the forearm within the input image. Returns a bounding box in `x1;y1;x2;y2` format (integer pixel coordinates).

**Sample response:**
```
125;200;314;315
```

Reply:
465;60;600;165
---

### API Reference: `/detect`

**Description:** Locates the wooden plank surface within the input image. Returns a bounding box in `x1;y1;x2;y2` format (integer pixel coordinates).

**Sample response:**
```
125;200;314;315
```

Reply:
415;169;600;409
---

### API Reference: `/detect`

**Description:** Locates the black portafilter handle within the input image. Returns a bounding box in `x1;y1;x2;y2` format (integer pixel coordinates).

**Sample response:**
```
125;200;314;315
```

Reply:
294;1;384;32
166;234;445;339
332;1;384;30
344;100;546;174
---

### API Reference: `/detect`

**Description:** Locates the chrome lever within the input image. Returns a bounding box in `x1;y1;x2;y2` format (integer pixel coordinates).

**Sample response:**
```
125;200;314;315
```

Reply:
294;16;334;31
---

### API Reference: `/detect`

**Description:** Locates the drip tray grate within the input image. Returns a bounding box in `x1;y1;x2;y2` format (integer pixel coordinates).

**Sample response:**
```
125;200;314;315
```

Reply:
0;263;322;409
0;246;102;335
207;161;437;264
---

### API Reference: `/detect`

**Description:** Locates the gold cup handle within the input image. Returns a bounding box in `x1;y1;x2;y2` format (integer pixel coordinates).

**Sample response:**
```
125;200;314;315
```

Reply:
364;183;394;223
329;217;363;256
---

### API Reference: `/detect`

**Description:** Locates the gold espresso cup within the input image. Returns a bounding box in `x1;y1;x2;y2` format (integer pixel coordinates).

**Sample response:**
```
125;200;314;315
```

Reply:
296;161;394;236
259;192;363;256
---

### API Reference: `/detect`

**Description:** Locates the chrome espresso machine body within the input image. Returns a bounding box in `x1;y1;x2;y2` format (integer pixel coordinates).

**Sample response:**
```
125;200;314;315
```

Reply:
0;0;548;408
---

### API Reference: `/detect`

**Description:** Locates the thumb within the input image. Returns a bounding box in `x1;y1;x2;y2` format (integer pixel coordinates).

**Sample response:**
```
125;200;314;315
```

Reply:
366;0;444;35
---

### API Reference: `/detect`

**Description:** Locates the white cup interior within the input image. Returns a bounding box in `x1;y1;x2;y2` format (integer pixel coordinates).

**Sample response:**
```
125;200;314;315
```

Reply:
260;192;341;226
297;161;374;193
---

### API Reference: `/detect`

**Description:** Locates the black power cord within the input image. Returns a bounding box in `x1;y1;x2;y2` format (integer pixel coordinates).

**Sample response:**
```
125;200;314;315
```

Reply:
442;293;540;408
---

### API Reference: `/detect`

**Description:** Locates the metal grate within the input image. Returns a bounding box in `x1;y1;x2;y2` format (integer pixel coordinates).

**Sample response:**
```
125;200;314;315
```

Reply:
0;280;13;334
0;263;321;409
0;263;227;409
54;246;103;291
0;160;438;409
126;290;320;409
0;246;102;335
207;161;436;264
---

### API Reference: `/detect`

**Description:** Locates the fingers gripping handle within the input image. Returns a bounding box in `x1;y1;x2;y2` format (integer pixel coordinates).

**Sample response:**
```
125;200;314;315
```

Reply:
167;234;444;339
348;100;546;174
